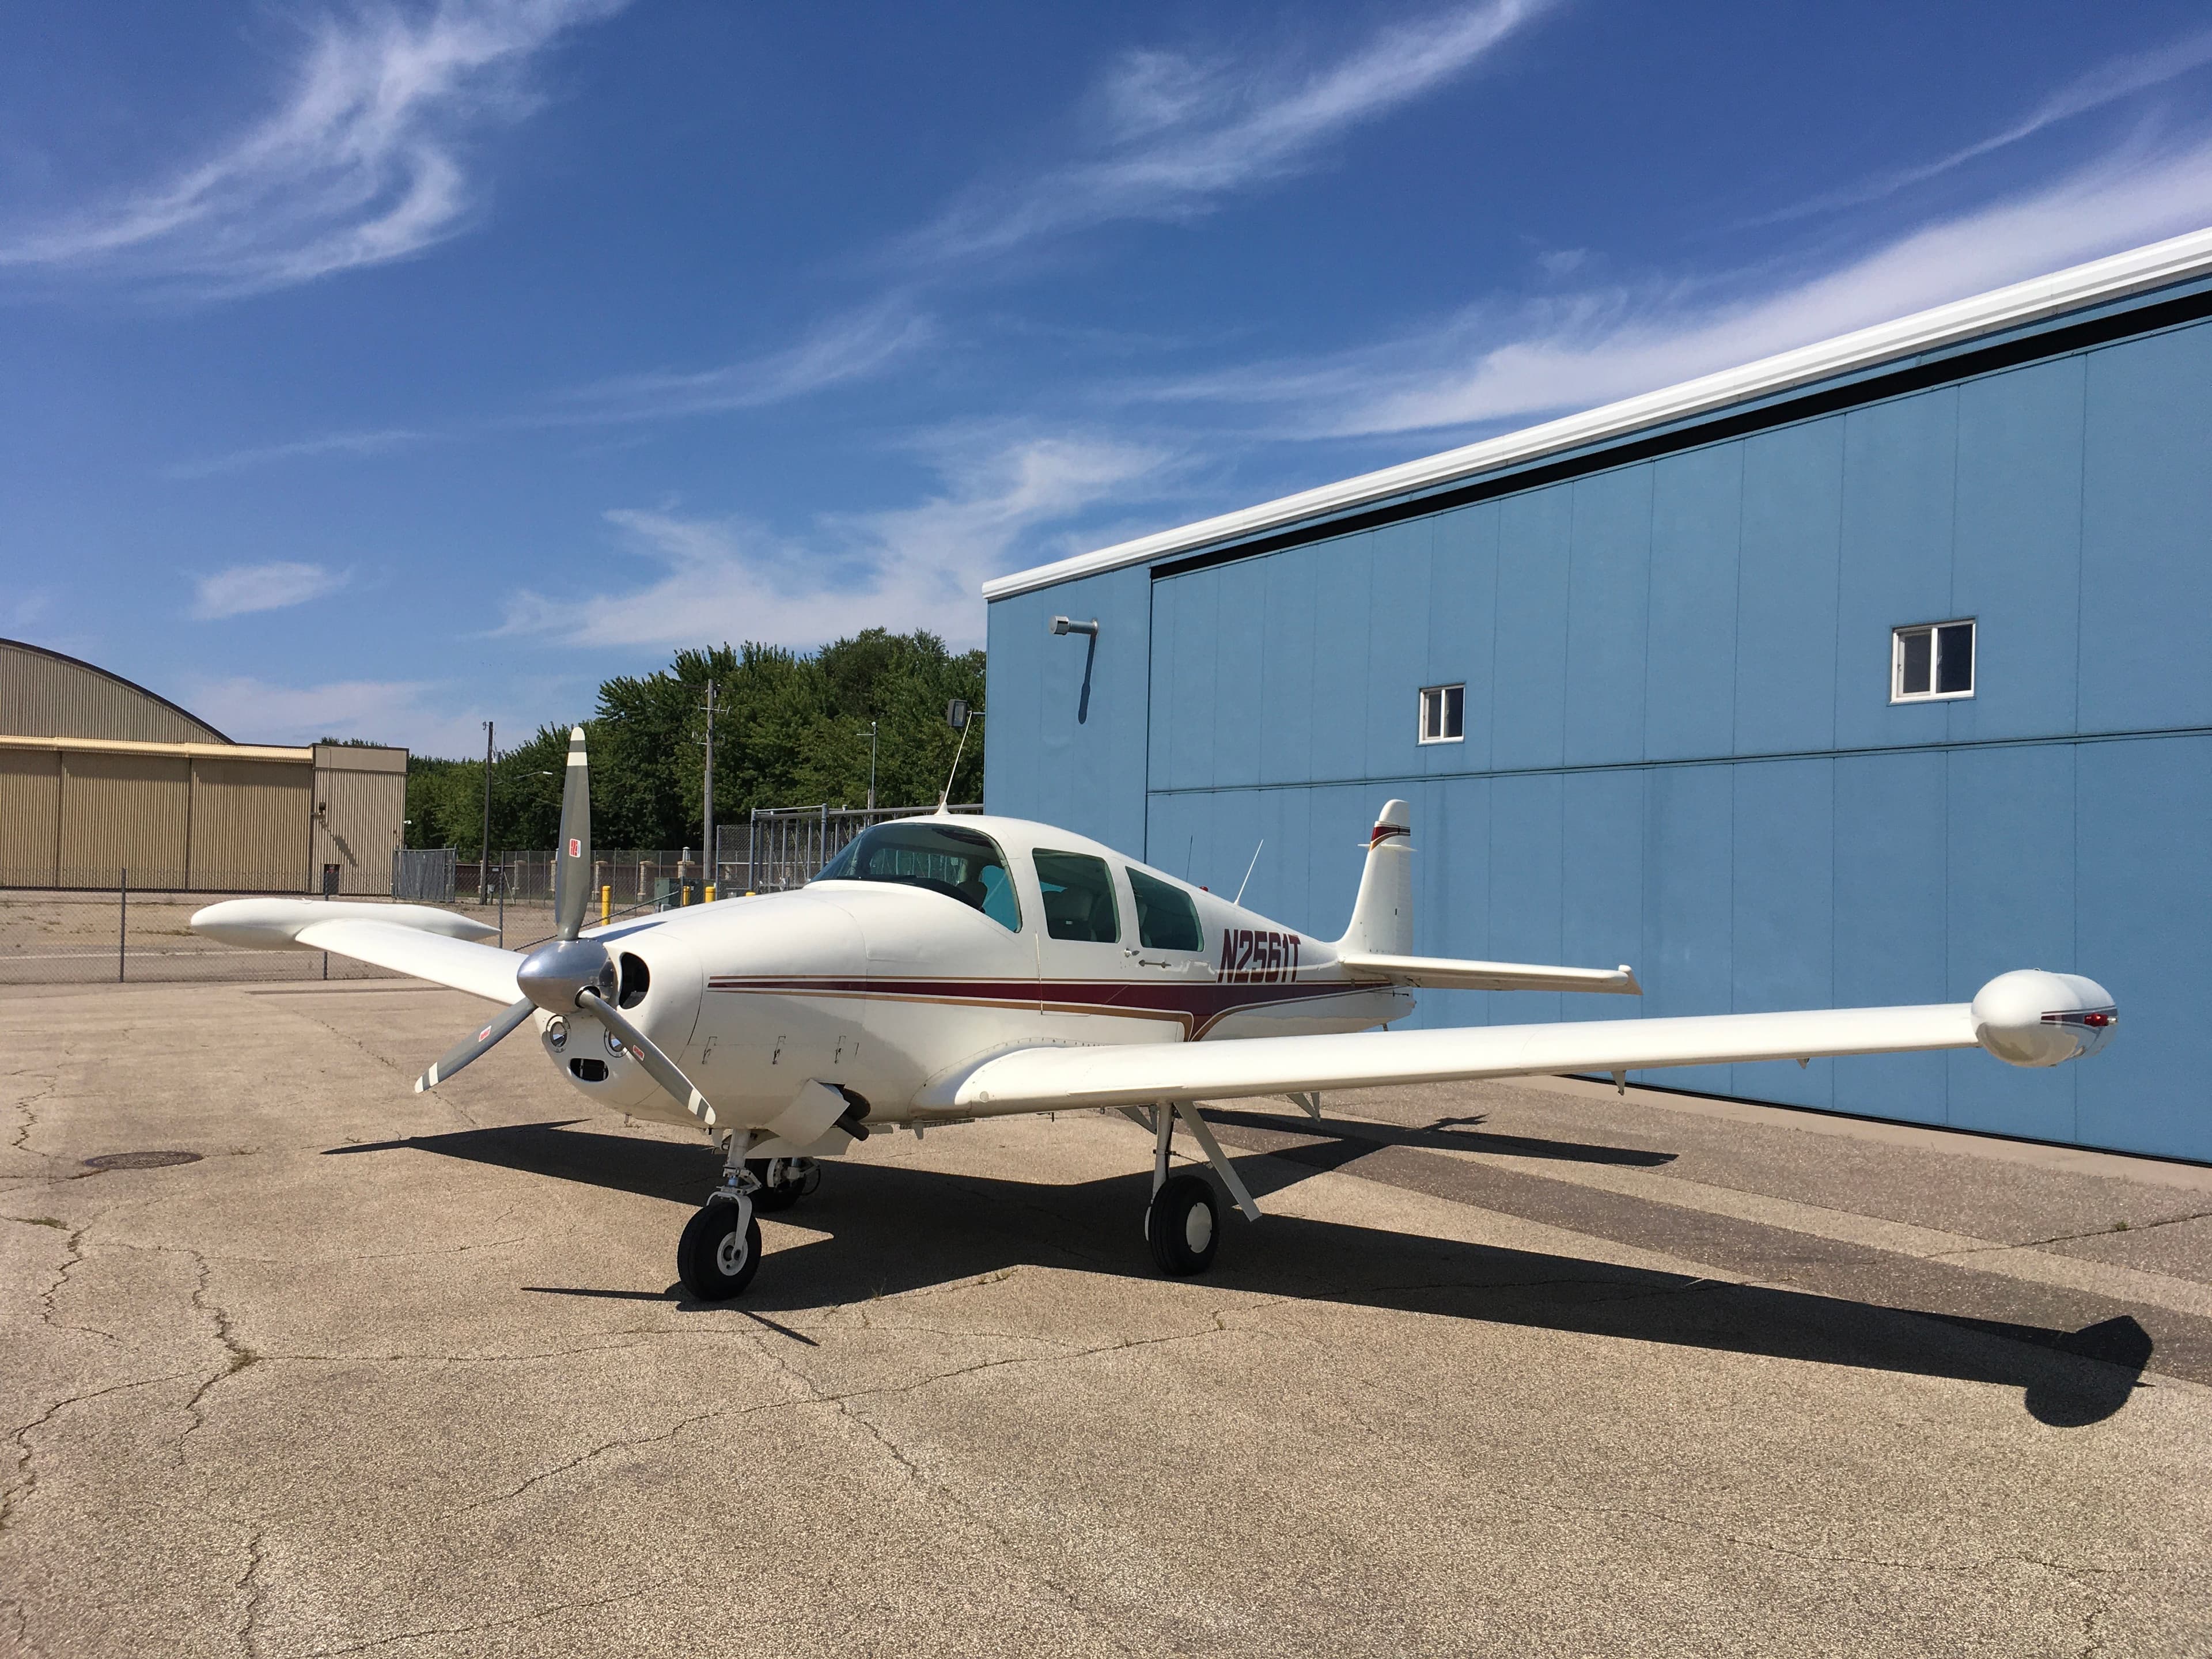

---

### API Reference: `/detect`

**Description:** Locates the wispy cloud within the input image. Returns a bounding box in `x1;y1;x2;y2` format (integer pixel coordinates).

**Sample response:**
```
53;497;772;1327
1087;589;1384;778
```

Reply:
164;427;429;479
190;560;350;620
181;672;497;755
1760;27;2212;225
541;300;938;425
500;433;1171;649
0;0;626;297
1136;134;2212;438
903;0;1549;264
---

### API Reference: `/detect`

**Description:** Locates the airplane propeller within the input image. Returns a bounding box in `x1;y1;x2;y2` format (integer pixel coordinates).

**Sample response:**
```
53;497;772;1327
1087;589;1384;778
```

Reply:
412;726;724;1129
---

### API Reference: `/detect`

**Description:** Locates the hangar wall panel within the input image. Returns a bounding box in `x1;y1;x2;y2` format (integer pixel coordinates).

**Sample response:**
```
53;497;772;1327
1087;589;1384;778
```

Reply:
987;296;2212;1162
0;748;60;885
59;752;190;888
190;759;311;891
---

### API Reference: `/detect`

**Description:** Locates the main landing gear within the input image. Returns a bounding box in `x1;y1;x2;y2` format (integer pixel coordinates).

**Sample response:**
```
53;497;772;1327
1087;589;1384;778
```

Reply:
1135;1101;1262;1278
677;1144;821;1301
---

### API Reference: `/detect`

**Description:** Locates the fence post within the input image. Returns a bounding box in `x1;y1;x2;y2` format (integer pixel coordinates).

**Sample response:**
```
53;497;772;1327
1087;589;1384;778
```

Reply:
118;868;127;983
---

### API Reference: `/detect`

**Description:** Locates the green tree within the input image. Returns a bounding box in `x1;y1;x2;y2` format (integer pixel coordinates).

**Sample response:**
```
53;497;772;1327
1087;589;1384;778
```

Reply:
402;628;985;855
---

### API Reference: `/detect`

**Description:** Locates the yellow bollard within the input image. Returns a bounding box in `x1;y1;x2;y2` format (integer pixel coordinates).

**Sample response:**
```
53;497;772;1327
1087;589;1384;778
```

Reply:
600;885;611;925
705;884;716;903
680;884;690;906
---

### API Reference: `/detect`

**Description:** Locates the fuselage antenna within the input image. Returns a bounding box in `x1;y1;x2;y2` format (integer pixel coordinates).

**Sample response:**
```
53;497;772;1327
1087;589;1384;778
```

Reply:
939;700;981;814
1234;839;1264;907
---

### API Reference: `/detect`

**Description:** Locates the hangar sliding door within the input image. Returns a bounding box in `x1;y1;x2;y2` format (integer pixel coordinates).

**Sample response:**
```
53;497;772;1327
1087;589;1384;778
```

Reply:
59;751;190;889
0;748;61;887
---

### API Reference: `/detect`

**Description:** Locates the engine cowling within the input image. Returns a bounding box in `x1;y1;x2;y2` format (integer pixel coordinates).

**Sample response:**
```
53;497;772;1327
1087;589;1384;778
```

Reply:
1972;970;2118;1067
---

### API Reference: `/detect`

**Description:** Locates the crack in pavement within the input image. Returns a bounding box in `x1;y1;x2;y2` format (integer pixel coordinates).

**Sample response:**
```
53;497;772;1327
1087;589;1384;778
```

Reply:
175;1247;256;1469
5;1069;59;1155
289;1588;656;1658
1938;1209;2212;1256
454;1406;728;1516
236;1520;270;1658
31;1221;126;1349
1;1372;195;1536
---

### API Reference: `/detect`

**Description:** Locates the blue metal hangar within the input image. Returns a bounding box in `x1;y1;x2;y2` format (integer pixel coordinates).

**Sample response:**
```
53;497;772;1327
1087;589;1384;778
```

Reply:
982;230;2212;1163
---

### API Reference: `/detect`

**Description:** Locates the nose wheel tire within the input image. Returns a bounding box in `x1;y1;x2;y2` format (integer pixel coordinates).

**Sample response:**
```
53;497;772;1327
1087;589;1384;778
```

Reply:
1146;1173;1219;1276
677;1201;762;1300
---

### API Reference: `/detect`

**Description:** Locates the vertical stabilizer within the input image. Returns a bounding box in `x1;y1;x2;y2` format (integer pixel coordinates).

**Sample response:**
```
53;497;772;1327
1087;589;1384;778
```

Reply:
1336;799;1413;956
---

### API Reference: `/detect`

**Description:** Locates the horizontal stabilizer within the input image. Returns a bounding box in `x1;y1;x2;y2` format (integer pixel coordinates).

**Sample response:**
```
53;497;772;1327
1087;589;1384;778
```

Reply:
1339;951;1639;995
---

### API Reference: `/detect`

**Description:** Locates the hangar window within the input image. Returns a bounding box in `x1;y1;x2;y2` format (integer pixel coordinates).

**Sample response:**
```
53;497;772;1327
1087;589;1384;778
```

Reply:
1892;620;1974;703
1418;683;1465;744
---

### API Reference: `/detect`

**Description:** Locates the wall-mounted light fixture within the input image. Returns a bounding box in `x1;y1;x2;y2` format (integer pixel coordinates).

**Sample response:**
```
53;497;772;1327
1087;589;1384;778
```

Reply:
1050;618;1101;724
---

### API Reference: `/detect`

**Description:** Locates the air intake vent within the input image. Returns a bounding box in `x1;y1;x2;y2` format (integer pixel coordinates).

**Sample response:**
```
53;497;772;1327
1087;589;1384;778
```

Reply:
618;953;650;1008
569;1058;608;1082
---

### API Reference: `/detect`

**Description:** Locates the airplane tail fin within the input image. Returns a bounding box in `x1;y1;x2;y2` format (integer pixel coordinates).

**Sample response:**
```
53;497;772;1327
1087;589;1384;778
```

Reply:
1336;798;1413;956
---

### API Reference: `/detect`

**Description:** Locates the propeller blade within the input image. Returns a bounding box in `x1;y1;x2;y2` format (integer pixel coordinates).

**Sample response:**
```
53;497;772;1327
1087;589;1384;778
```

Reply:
576;988;718;1131
413;997;535;1093
555;725;593;943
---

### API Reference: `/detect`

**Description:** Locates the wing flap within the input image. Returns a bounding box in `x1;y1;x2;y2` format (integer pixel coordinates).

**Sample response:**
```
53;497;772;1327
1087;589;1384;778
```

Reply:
290;919;524;1005
1339;951;1640;994
923;1003;1977;1115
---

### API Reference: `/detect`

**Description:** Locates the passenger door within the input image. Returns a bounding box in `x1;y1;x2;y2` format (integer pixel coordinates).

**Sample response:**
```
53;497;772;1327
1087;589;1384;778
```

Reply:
1032;848;1154;1041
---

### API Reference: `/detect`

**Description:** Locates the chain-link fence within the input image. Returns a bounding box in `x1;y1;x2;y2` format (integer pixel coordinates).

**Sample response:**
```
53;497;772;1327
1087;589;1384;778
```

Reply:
0;885;435;987
722;803;982;892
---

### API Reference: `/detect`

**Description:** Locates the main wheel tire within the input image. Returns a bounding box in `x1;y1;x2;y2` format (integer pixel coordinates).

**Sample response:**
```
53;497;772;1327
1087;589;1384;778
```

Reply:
1145;1173;1220;1277
746;1159;801;1212
677;1202;762;1300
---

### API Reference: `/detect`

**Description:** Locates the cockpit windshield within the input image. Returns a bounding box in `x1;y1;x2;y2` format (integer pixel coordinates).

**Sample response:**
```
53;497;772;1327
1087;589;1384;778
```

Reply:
810;820;1021;931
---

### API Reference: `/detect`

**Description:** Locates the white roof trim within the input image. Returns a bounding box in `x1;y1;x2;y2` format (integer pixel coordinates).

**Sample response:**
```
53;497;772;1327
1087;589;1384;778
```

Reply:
984;226;2212;601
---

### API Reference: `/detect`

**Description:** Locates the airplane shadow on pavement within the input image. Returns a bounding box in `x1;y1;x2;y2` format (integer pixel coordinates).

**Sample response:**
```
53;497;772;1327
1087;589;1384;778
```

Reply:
328;1119;2153;1429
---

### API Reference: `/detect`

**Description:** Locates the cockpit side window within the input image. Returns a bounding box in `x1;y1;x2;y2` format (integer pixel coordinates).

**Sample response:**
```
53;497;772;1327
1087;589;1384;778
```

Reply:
1033;850;1120;943
810;821;1021;932
1128;865;1203;952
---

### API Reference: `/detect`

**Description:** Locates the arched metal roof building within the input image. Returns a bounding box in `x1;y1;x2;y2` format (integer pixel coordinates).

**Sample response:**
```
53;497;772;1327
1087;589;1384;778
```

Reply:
0;638;406;895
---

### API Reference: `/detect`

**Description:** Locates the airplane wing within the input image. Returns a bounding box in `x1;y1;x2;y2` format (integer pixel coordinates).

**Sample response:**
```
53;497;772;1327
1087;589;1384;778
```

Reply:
1337;951;1639;994
916;980;2110;1116
192;900;523;1005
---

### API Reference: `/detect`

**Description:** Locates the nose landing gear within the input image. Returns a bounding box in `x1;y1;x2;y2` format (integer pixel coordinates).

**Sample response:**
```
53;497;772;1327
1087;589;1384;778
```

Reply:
677;1185;760;1301
677;1145;826;1301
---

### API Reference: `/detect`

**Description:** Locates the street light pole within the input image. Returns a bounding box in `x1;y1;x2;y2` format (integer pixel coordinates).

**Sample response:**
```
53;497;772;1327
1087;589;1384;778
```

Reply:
478;719;494;906
866;719;878;812
699;682;717;893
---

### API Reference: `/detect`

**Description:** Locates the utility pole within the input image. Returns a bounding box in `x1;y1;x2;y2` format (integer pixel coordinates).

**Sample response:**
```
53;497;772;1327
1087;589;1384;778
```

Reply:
866;719;878;811
478;719;495;906
699;682;718;894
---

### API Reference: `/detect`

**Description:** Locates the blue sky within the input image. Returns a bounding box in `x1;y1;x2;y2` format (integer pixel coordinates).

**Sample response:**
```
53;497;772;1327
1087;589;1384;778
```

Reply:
6;2;2212;756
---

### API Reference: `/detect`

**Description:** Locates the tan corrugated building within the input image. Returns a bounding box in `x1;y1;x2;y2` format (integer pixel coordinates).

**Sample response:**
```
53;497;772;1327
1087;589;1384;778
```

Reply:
0;639;407;894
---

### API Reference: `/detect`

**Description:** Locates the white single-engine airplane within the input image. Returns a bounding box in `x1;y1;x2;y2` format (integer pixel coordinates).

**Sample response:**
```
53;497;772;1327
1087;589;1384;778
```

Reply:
194;728;2118;1301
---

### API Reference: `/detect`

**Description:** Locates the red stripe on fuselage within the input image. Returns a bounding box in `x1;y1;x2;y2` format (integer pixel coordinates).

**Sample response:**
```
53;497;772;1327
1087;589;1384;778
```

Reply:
705;974;1394;1040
